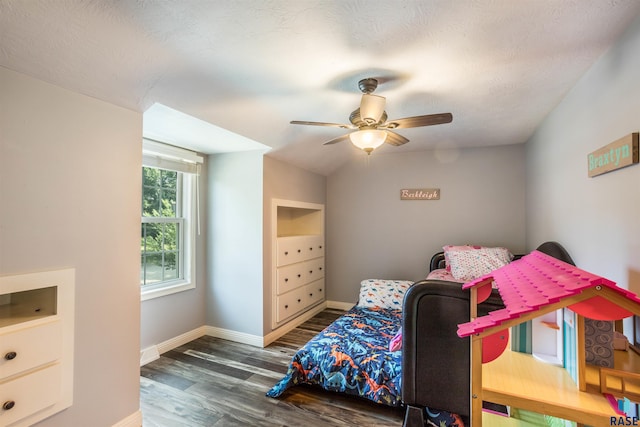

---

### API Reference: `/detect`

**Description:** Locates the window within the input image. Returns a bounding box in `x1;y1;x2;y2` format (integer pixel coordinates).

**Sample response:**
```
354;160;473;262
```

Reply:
141;167;183;285
140;139;202;300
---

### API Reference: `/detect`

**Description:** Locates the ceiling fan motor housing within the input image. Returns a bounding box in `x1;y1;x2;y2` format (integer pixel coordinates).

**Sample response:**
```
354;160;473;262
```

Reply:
358;78;379;94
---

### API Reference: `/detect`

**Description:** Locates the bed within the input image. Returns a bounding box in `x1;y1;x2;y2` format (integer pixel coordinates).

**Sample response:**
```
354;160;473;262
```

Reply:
266;279;408;406
266;278;464;426
266;242;573;427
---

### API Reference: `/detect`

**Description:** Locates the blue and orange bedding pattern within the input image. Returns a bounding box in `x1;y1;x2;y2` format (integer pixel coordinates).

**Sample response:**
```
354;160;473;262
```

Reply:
266;306;464;427
267;306;403;405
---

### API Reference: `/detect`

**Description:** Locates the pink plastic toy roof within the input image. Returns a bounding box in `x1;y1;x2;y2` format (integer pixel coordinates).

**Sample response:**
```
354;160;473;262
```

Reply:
457;250;640;338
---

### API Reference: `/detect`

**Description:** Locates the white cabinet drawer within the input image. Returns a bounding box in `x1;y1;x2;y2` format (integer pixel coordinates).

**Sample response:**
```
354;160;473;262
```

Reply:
304;279;325;306
0;319;62;380
0;362;62;426
276;236;324;267
276;258;324;295
276;287;307;322
275;279;325;323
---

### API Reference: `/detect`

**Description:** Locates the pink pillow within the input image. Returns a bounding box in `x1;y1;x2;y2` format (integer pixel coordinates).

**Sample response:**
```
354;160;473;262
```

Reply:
443;245;513;281
426;268;462;283
389;328;402;352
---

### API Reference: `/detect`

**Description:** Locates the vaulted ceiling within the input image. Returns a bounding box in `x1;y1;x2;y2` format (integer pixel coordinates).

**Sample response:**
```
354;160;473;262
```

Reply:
2;1;640;175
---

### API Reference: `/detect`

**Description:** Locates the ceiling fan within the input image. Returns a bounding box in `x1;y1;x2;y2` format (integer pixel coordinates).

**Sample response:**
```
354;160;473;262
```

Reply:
291;78;453;155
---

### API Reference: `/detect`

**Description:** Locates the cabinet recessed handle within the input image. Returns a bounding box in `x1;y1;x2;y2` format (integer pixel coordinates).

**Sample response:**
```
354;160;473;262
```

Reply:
310;247;313;250
297;249;301;253
309;293;313;297
4;352;16;361
319;288;322;292
319;245;322;249
319;267;322;270
309;270;313;274
2;401;15;411
284;278;288;282
297;274;301;278
284;251;288;255
284;305;289;309
297;298;301;303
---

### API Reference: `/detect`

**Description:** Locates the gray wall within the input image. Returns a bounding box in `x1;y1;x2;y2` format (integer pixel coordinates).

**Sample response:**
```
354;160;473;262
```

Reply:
262;155;326;333
0;67;141;426
326;145;526;304
525;12;640;310
140;158;208;349
207;151;266;335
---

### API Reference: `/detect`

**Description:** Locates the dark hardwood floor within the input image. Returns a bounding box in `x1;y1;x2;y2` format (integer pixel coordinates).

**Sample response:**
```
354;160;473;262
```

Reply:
140;309;405;426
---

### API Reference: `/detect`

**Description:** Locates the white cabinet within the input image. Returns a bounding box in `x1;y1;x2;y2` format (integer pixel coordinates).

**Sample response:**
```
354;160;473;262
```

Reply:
0;269;74;427
272;200;325;328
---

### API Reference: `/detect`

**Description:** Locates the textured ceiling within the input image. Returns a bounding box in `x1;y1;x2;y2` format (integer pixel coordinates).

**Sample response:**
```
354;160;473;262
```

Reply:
2;0;640;175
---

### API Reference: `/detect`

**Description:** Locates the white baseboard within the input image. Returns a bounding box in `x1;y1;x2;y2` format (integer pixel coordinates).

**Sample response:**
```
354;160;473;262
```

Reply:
326;300;355;310
262;302;328;346
112;410;142;427
140;301;345;362
157;326;208;355
204;325;264;348
139;346;160;366
140;326;208;366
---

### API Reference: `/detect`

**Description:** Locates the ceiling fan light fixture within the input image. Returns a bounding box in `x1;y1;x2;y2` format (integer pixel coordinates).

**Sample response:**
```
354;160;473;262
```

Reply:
349;129;387;155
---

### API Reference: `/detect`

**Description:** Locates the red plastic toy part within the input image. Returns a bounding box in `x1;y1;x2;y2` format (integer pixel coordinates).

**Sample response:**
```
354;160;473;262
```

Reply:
482;329;509;363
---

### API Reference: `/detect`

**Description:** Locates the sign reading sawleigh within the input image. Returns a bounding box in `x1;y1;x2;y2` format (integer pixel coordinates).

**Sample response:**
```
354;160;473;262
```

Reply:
400;188;440;200
588;132;639;177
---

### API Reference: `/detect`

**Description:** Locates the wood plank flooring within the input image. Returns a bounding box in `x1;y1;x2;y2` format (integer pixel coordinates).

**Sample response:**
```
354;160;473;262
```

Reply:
140;309;405;427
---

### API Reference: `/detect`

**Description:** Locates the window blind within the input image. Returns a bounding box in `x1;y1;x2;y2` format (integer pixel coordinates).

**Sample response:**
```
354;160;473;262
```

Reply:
142;138;203;174
142;138;203;234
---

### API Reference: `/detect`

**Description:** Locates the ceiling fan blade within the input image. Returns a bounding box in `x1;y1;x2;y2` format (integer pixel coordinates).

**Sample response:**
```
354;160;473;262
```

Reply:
360;94;386;124
382;112;453;129
290;120;355;129
384;131;409;146
322;134;352;145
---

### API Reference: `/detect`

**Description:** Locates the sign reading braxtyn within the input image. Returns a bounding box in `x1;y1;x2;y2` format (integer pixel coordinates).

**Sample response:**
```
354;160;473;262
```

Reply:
400;188;440;200
588;132;639;177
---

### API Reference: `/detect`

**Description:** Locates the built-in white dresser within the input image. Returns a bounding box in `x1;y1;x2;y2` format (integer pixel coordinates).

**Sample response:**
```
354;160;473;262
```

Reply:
272;200;325;329
0;269;74;427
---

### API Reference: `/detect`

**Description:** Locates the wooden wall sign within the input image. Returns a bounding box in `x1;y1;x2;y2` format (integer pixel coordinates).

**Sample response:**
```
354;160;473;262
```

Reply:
400;188;440;200
588;132;639;177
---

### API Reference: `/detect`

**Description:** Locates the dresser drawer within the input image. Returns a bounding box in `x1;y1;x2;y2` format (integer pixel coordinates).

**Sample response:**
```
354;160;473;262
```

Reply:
303;279;325;306
275;279;325;323
0;362;62;426
276;235;324;267
0;319;62;380
276;258;324;295
276;287;308;323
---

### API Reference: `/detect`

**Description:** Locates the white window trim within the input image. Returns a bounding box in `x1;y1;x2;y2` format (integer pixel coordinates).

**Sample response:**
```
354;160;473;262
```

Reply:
141;140;200;301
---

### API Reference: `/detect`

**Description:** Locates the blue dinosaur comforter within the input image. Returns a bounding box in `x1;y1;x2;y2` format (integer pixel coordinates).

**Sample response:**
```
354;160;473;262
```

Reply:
266;305;403;405
266;305;466;426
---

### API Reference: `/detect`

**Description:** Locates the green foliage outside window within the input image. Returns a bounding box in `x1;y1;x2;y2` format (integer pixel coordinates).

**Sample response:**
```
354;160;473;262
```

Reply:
141;167;181;286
